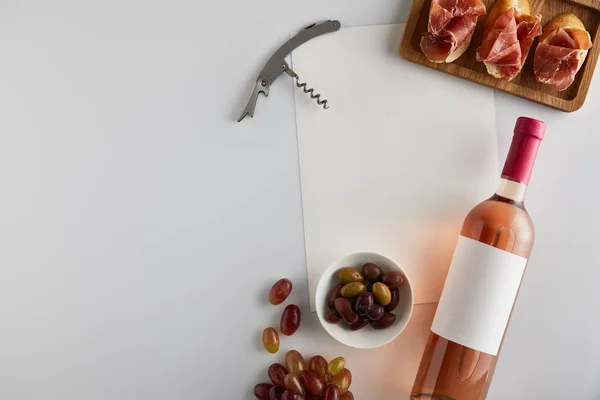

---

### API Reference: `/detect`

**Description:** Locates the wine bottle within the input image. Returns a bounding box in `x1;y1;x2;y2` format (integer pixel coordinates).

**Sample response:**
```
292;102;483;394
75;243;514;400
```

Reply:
410;116;546;400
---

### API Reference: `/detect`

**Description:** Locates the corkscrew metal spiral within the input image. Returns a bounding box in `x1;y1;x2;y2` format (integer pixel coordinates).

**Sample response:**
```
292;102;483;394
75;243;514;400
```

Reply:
237;20;340;122
294;77;329;109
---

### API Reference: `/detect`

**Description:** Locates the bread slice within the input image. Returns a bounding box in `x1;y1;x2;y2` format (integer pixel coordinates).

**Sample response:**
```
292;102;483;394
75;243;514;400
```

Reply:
445;33;474;62
540;13;592;71
481;0;536;79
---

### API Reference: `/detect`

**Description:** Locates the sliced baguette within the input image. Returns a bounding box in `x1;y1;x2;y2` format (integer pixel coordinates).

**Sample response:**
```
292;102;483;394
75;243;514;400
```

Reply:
540;13;592;71
481;0;534;79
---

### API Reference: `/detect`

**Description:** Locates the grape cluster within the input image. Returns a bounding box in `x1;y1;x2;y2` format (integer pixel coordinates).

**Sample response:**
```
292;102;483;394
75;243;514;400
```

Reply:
254;350;354;400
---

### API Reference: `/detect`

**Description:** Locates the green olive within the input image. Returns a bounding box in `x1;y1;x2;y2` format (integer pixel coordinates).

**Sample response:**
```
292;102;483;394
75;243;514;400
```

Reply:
372;282;392;306
340;282;366;298
336;267;364;284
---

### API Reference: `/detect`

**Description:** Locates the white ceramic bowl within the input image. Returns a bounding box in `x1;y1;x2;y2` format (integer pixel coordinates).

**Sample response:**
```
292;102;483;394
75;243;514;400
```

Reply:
315;252;414;349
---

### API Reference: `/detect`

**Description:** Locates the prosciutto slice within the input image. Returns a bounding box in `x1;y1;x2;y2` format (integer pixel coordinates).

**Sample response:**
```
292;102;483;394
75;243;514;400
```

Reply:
476;8;542;80
421;0;486;62
534;28;593;90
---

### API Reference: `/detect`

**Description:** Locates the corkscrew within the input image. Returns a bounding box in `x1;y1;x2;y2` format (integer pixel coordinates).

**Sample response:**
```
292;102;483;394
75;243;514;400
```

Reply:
237;20;340;122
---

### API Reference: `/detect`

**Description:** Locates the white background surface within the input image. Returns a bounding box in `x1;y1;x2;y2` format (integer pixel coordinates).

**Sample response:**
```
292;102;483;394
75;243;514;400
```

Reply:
292;23;499;310
0;1;599;400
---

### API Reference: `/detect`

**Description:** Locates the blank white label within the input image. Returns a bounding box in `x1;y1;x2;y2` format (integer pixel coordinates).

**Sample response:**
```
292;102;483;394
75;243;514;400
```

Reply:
431;236;528;356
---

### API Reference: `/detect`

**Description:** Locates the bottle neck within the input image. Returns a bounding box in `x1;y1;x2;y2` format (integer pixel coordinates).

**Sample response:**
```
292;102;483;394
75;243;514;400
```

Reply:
495;178;527;202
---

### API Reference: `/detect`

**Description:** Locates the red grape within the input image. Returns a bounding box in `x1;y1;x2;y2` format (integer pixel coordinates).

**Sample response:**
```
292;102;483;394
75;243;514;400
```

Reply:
322;384;340;400
269;385;284;400
340;391;354;400
280;305;301;336
262;327;280;354
308;355;328;382
300;370;324;395
269;279;293;305
281;391;304;400
285;350;306;376
331;368;352;393
284;373;305;395
254;383;274;400
268;363;288;387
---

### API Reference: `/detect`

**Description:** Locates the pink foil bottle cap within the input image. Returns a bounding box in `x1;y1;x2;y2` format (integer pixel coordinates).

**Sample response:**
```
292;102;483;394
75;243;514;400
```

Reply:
501;117;546;185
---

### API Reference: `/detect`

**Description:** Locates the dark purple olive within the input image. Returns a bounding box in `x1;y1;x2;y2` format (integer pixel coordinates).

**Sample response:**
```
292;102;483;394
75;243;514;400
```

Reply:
371;312;396;329
354;292;374;316
362;263;384;282
327;284;344;309
349;317;369;331
334;297;358;325
367;303;384;321
385;288;400;312
326;309;343;324
381;271;404;289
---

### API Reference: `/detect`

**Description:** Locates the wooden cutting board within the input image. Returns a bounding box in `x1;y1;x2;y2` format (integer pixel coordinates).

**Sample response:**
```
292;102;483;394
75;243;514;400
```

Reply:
399;0;600;112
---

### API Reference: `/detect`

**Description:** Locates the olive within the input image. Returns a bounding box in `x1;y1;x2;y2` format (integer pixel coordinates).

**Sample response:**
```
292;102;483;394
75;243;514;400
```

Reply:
354;292;374;316
340;282;366;298
371;312;396;329
372;282;392;306
335;267;363;284
362;263;383;282
381;271;404;289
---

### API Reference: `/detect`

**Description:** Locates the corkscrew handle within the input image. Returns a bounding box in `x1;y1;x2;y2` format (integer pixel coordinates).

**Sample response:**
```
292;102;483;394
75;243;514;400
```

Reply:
237;20;340;122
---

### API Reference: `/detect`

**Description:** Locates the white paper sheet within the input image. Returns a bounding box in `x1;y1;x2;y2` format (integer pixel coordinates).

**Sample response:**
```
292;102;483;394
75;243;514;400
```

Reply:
291;24;499;311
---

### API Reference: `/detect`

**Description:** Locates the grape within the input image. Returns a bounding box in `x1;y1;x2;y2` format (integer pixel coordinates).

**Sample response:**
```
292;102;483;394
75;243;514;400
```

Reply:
284;373;305;395
354;292;374;316
308;355;328;382
254;383;274;400
372;282;391;306
300;370;324;395
362;263;383;282
340;282;366;298
340;391;354;400
305;396;320;400
280;305;301;336
326;310;343;324
367;303;384;321
262;327;280;354
385;288;400;312
327;357;345;376
322;385;340;400
327;283;344;309
349;317;369;331
333;298;358;325
285;350;306;377
381;271;404;289
330;368;351;393
371;312;396;329
281;391;304;400
269;278;293;305
269;385;285;400
335;267;363;284
268;363;288;387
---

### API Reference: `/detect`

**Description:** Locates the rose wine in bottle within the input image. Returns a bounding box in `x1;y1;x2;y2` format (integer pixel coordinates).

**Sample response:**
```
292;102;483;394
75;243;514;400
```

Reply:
410;117;546;400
